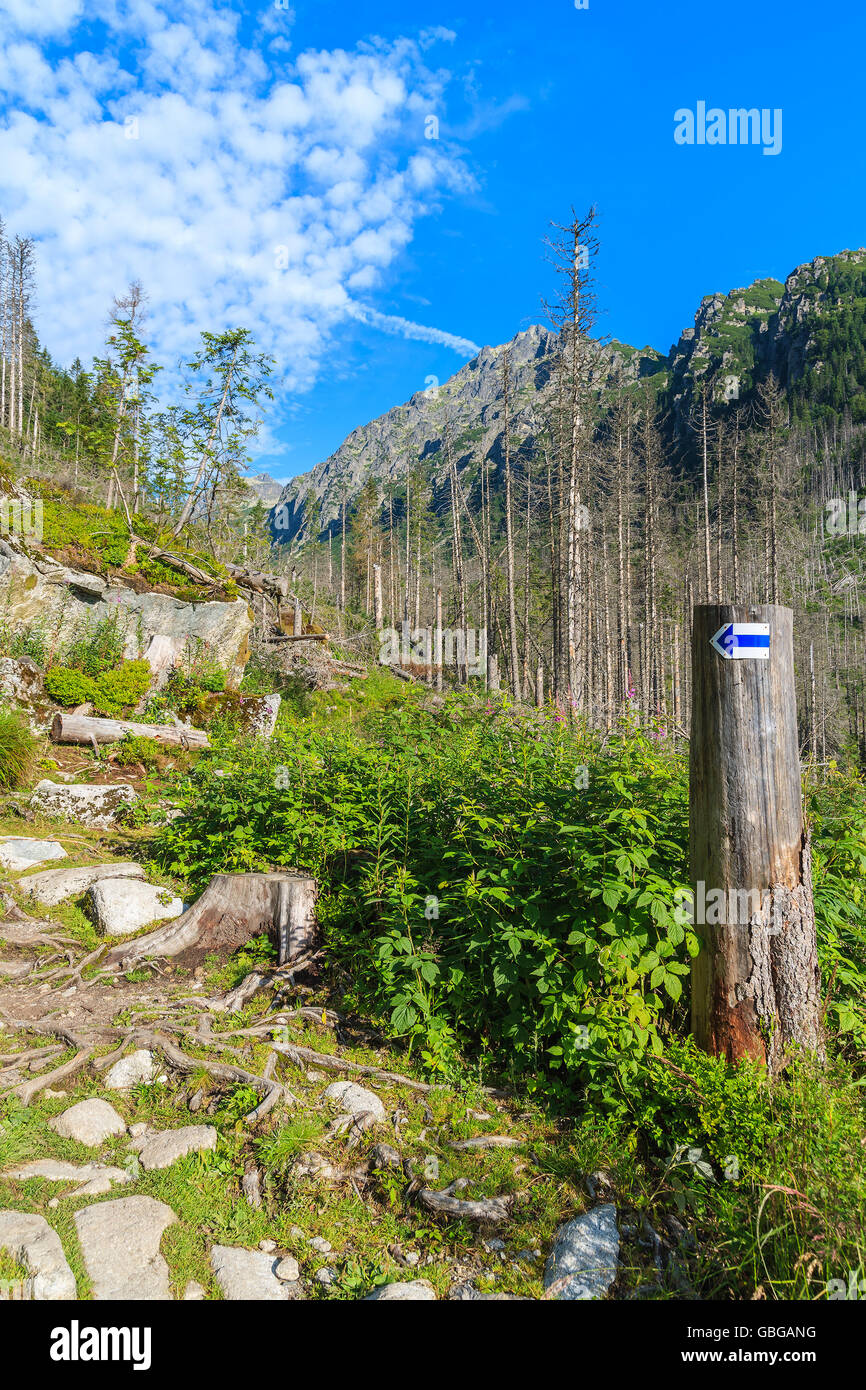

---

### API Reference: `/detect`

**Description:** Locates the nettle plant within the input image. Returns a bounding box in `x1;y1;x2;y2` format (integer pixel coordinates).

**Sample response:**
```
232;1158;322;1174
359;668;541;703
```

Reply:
155;706;693;1102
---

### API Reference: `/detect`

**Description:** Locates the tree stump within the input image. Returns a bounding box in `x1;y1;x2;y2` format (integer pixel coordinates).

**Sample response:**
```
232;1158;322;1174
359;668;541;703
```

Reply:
105;872;317;971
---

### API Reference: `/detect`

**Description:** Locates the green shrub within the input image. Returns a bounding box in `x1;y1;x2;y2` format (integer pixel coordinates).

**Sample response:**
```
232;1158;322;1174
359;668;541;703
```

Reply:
44;666;98;707
0;708;37;789
154;707;692;1098
117;734;164;770
91;660;151;716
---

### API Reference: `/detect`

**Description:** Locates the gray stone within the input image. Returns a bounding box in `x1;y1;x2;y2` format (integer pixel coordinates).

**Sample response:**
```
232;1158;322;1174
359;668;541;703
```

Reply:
74;1196;176;1300
104;1049;159;1090
323;1080;386;1123
308;1236;332;1254
315;1266;336;1286
134;1125;218;1171
20;861;146;907
184;1281;207;1300
2;1159;130;1197
88;879;184;937
0;541;252;687
30;781;138;830
0;1209;76;1300
210;1246;297;1301
274;1255;300;1283
0;837;68;873
50;1098;127;1148
259;1239;277;1254
543;1204;620;1301
364;1279;436;1301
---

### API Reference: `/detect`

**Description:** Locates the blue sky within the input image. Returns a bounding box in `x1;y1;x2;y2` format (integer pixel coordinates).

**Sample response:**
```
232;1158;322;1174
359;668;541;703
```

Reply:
1;0;864;481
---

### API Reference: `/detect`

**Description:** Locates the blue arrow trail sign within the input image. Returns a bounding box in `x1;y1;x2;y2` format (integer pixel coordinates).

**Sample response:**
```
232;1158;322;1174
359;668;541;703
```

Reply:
710;622;770;660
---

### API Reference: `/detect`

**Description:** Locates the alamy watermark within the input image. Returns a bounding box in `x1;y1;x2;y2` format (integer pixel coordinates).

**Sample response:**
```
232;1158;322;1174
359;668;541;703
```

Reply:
0;496;43;545
826;493;866;536
674;882;784;933
379;623;487;679
674;103;782;157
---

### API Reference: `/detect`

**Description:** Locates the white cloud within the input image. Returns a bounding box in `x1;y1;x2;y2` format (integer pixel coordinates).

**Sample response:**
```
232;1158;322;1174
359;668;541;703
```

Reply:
0;1;477;409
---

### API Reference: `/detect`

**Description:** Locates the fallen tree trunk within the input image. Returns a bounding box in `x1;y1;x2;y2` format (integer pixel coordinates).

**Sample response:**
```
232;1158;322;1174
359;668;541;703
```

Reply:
225;562;289;599
51;713;210;749
105;872;318;971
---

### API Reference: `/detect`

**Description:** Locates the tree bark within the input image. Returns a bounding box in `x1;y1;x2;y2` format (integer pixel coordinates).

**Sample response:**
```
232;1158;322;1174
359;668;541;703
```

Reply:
690;603;823;1073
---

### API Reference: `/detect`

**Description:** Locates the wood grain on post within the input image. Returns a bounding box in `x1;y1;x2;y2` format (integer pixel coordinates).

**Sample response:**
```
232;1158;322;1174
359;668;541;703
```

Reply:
690;604;823;1072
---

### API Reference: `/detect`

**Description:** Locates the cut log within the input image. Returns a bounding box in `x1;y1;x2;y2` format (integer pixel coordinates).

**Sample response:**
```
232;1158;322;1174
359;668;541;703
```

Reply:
51;713;210;749
224;562;289;599
105;872;317;971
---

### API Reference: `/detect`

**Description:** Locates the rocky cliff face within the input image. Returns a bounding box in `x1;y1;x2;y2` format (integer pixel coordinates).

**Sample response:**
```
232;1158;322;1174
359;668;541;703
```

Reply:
271;249;866;541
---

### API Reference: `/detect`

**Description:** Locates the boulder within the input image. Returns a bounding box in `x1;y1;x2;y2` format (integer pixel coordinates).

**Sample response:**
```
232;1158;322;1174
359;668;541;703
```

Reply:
323;1080;386;1123
74;1196;176;1300
19;861;146;907
0;657;52;733
0;540;253;687
103;1049;159;1091
30;780;138;829
88;879;184;937
0;837;68;873
210;1246;300;1301
0;1209;77;1300
50;1098;127;1148
543;1204;620;1301
132;1125;218;1171
363;1279;437;1301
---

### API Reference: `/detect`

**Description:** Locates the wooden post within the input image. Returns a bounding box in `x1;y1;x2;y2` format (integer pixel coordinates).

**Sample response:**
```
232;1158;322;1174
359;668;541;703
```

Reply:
293;597;303;637
690;604;823;1073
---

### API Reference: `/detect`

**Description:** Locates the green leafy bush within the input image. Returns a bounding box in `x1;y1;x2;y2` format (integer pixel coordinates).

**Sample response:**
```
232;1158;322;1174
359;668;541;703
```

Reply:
154;706;692;1099
45;659;151;715
91;660;151;716
44;666;98;707
0;708;37;789
0;619;50;667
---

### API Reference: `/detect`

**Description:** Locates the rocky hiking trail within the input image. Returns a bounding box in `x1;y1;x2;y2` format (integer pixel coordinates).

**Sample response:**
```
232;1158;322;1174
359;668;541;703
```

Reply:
0;817;668;1302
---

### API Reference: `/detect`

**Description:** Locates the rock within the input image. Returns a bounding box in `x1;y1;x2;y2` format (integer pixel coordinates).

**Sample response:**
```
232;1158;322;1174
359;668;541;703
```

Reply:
323;1080;386;1123
308;1236;332;1254
315;1266;336;1286
259;1239;277;1254
30;781;138;830
2;1159;130;1197
74;1196;176;1300
483;1237;506;1252
133;1125;218;1171
0;541;253;687
184;1281;207;1300
543;1204;620;1301
104;1049;159;1090
0;958;31;979
0;657;51;733
0;837;68;873
364;1279;436;1301
210;1246;298;1301
0;1209;77;1299
274;1255;300;1283
87;878;184;938
128;1122;151;1139
50;1098;127;1148
20;861;146;907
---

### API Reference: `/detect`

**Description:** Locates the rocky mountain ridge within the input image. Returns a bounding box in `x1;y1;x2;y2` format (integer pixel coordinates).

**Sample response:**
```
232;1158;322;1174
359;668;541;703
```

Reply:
271;248;866;542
